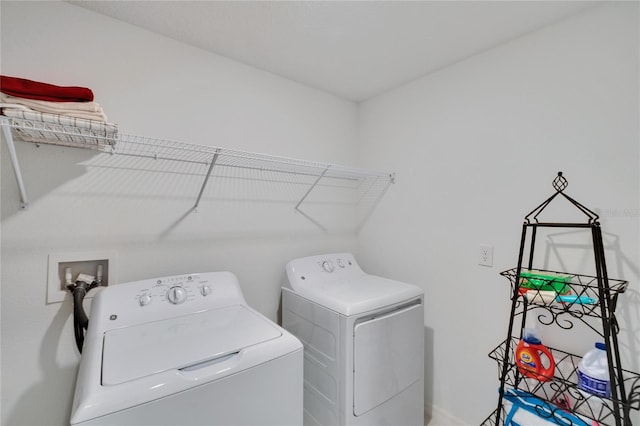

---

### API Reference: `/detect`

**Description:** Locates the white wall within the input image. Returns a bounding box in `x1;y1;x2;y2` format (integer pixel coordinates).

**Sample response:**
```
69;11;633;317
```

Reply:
3;2;639;426
357;2;639;424
0;2;361;425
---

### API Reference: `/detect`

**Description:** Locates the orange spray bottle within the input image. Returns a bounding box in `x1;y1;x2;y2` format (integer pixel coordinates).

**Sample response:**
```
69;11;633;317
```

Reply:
515;328;556;382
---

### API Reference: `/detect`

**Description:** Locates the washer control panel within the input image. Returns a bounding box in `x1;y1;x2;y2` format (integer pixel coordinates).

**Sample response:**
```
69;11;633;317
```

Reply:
89;271;247;331
133;274;218;308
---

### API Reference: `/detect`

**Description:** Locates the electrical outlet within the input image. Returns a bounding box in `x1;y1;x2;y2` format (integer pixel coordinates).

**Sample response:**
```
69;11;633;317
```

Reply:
479;245;494;267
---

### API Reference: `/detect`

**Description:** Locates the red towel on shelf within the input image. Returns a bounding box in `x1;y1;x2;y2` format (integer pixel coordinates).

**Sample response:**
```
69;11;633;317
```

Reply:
0;75;94;102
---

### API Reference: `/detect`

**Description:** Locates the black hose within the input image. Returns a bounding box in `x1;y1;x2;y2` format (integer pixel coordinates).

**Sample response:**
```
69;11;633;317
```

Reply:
73;285;89;329
74;315;84;353
70;281;94;353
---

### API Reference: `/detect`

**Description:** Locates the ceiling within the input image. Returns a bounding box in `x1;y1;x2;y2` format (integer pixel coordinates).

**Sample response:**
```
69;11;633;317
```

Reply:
70;1;596;102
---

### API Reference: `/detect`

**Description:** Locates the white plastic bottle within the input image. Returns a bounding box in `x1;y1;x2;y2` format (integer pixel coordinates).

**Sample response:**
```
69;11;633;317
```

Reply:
577;342;611;398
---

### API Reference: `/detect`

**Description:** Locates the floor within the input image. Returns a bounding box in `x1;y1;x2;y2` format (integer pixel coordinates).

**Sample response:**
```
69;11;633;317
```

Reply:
424;407;466;425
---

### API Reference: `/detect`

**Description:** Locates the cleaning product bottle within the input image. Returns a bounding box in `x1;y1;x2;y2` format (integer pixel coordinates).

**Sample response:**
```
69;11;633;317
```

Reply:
577;342;611;398
515;328;556;382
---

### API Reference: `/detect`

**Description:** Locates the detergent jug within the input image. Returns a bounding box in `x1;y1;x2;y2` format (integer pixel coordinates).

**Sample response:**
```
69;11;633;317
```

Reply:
577;342;610;398
515;328;556;382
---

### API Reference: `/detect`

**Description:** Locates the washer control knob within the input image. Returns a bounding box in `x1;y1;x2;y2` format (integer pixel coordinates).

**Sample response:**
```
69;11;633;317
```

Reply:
167;286;188;304
337;259;345;268
321;260;335;273
200;285;211;296
138;294;152;306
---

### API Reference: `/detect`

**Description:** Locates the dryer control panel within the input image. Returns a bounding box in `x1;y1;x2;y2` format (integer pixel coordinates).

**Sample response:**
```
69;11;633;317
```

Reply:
319;256;353;273
318;256;354;274
286;252;364;287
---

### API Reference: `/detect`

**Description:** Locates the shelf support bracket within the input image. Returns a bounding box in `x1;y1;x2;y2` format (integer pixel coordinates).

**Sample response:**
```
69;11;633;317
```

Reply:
295;166;329;212
1;119;29;209
294;166;329;232
193;149;220;212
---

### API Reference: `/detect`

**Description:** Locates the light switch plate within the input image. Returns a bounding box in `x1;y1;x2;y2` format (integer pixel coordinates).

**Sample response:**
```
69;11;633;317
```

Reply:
478;244;494;267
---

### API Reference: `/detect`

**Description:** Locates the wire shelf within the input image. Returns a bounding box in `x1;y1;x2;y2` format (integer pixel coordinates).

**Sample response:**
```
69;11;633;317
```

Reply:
1;115;390;178
2;113;117;152
0;115;394;228
113;133;390;180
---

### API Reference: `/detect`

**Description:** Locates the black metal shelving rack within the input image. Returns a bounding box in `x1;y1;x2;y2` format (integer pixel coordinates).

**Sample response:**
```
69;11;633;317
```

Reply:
482;172;640;426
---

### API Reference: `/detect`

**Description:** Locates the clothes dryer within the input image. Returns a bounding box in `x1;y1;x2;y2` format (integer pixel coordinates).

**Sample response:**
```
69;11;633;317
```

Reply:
71;271;302;425
282;253;424;426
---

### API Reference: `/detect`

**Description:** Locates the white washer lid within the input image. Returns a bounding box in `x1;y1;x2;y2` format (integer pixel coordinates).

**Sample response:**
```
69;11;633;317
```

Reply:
101;305;282;385
289;274;422;316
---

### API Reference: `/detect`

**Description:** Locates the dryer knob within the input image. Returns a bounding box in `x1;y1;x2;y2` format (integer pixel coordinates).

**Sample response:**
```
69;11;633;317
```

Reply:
167;286;188;304
138;294;152;306
200;285;211;296
322;260;335;273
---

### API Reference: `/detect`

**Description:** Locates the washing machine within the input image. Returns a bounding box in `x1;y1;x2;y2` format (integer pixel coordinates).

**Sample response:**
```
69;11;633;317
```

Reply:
70;271;303;426
281;253;424;426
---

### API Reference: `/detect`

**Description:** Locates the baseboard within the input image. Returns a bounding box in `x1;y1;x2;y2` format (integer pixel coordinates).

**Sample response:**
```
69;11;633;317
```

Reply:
424;403;467;426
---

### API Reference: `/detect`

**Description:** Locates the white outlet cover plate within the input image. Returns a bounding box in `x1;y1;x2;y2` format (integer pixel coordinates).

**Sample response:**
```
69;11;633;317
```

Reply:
47;250;118;304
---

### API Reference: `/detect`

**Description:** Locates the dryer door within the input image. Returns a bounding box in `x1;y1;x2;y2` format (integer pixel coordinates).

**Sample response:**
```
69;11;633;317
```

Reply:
352;301;423;416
